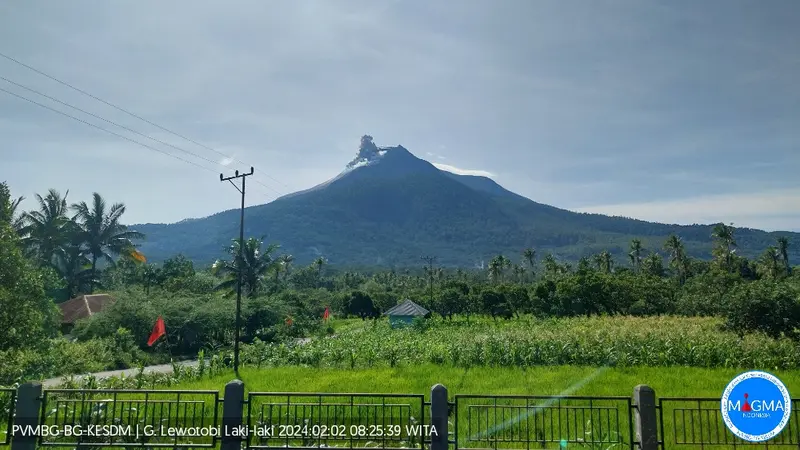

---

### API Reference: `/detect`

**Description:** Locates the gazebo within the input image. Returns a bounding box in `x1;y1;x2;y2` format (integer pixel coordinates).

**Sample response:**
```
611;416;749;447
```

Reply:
384;299;430;328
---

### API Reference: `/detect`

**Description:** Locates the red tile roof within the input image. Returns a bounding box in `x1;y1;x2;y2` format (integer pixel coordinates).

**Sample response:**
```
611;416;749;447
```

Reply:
59;294;116;324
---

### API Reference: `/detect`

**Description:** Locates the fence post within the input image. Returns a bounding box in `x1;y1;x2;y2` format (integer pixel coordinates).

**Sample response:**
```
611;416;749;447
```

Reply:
11;382;42;450
431;384;449;450
221;379;245;450
633;384;658;450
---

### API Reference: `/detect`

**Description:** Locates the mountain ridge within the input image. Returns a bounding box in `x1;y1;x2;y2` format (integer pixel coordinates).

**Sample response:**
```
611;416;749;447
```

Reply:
132;137;800;266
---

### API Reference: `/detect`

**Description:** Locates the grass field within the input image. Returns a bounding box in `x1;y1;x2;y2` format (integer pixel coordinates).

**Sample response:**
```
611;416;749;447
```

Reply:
174;365;800;398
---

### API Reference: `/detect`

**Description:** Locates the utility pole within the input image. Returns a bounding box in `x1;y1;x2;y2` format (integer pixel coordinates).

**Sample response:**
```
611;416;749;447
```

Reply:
220;166;254;374
421;255;437;306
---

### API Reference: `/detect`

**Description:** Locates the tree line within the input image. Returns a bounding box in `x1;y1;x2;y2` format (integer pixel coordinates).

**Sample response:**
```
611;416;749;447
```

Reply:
2;182;799;365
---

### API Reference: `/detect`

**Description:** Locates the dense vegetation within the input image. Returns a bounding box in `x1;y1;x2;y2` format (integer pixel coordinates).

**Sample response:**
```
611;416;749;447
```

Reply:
1;180;799;387
133;138;800;266
240;316;800;370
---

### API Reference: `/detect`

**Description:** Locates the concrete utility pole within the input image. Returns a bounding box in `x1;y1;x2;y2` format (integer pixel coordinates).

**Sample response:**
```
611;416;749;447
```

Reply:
421;255;437;306
220;167;254;374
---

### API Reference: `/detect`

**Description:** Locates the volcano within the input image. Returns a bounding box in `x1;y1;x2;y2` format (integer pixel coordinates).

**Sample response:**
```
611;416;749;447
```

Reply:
133;136;799;267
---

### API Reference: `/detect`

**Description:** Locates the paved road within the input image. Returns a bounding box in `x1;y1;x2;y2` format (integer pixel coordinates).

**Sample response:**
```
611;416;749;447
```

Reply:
41;360;199;388
41;337;313;388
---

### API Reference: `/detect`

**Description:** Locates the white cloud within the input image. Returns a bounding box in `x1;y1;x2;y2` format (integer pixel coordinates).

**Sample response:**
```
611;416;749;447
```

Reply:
432;163;495;178
575;188;800;231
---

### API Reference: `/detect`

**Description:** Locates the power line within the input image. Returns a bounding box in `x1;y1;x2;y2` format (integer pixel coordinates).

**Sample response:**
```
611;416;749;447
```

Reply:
0;51;292;191
0;85;220;174
0;75;282;197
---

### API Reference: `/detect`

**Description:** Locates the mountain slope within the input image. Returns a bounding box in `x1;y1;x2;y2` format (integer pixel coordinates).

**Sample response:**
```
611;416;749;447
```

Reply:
134;138;800;267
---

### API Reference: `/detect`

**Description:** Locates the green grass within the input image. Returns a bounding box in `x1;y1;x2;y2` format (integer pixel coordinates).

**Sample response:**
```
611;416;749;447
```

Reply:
173;365;800;398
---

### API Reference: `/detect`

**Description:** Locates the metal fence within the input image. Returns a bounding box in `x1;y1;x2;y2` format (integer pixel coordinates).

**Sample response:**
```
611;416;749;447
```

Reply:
453;395;634;449
246;392;426;449
658;398;800;449
37;389;220;448
5;382;800;449
0;388;14;447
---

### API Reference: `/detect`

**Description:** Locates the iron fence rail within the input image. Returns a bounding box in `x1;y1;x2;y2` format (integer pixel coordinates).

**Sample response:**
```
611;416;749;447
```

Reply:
453;395;635;450
0;388;14;447
5;385;800;449
246;392;426;450
37;389;220;448
658;397;800;449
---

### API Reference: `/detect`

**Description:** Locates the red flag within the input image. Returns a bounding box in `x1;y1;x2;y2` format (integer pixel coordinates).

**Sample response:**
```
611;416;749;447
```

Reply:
147;316;166;346
323;307;330;321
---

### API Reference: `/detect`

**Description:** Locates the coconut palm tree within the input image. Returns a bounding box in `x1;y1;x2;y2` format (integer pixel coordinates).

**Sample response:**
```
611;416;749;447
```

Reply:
641;252;665;277
594;251;613;273
313;256;327;278
71;193;144;293
629;239;643;273
543;253;560;277
522;248;536;278
18;189;72;266
278;254;294;281
213;238;280;297
776;237;791;275
758;246;782;279
711;223;737;272
664;234;688;283
51;225;94;298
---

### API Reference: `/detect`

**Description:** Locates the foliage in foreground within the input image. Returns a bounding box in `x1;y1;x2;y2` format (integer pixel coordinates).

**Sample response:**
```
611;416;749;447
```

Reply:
240;316;800;371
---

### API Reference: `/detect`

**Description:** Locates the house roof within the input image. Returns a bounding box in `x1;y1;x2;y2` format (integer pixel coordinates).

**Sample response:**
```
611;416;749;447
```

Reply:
384;299;429;317
59;294;116;324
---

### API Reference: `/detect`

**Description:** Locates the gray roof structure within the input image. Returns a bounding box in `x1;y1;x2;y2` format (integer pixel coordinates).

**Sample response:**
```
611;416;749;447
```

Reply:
384;299;429;316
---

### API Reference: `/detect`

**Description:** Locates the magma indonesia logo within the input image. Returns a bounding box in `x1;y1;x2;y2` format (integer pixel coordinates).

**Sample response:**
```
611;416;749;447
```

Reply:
721;371;792;442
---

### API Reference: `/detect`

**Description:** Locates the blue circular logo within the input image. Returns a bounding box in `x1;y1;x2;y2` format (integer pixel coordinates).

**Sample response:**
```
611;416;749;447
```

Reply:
721;371;791;442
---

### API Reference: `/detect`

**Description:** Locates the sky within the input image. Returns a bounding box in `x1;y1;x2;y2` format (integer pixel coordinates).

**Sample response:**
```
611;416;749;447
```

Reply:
1;0;798;231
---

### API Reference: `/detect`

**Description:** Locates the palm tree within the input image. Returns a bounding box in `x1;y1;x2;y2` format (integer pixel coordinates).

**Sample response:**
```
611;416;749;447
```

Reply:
278;254;294;281
776;237;791;275
488;256;503;283
512;264;526;283
522;248;536;278
629;239;643;273
51;225;94;298
71;193;144;293
18;189;72;266
758;246;782;279
664;234;688;283
641;252;665;277
213;238;280;297
9;194;25;233
543;253;560;277
313;256;327;278
711;223;737;271
594;251;613;273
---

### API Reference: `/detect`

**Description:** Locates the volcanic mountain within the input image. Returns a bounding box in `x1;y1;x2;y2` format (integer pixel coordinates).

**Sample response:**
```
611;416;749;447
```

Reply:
134;136;799;267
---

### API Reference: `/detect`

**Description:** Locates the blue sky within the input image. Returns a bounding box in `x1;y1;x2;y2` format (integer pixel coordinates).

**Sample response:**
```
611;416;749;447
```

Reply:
1;0;798;231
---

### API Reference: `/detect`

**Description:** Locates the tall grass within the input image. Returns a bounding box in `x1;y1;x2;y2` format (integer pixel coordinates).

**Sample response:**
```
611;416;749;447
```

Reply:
241;316;800;370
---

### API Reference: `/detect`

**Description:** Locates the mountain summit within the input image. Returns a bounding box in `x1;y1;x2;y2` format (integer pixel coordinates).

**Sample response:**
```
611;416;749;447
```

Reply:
134;137;798;266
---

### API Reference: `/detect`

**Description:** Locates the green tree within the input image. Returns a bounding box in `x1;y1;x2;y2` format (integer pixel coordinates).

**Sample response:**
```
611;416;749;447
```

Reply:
757;246;782;279
711;223;737;272
641;252;665;277
594;251;613;274
313;256;327;280
0;184;60;351
71;193;144;293
18;189;72;267
522;248;536;278
629;239;643;273
777;237;791;276
213;238;280;297
664;234;689;284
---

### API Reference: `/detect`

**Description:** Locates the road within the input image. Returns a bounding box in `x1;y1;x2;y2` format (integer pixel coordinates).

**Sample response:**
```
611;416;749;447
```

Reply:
40;337;313;388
